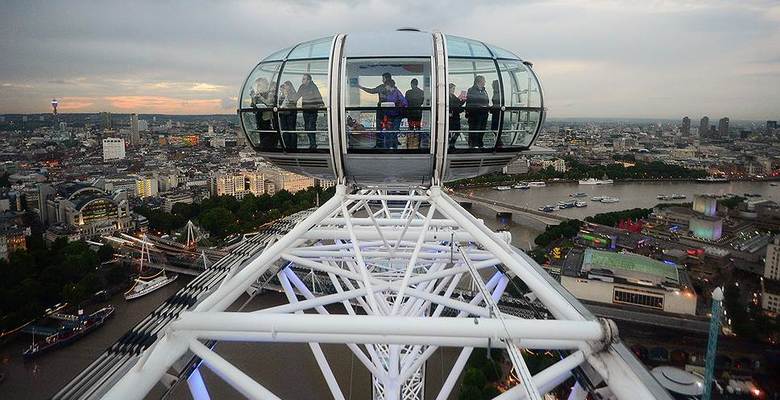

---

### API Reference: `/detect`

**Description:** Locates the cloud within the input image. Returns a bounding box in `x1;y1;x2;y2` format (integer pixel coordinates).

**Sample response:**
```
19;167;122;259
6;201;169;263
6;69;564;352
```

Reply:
57;96;96;111
105;95;223;114
188;82;226;92
0;0;777;118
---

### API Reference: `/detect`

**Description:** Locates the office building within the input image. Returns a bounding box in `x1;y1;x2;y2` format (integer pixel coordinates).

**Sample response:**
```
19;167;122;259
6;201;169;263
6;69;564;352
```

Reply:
698;116;709;138
102;138;126;161
211;170;268;199
135;176;159;198
505;156;530;175
262;169;314;194
161;192;194;213
100;111;113;130
717;117;729;138
129;113;141;146
681;116;690;136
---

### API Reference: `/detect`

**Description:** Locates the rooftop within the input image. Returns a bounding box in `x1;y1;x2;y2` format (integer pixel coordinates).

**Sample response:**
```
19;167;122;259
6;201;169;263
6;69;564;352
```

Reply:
583;248;680;285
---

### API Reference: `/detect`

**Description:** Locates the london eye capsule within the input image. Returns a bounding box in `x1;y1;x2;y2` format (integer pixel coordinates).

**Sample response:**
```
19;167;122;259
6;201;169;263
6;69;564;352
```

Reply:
238;30;545;187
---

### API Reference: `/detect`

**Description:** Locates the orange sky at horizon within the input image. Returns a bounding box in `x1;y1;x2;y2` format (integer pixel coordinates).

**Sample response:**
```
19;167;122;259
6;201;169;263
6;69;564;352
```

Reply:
54;95;232;114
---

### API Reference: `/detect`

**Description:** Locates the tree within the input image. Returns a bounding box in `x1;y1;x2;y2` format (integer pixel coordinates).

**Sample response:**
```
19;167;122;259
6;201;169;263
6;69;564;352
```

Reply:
97;244;115;262
457;385;482;400
462;367;487;389
198;207;236;237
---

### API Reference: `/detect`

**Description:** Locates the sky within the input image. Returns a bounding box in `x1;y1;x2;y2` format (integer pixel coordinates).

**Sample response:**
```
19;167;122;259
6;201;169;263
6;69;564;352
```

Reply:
0;0;778;120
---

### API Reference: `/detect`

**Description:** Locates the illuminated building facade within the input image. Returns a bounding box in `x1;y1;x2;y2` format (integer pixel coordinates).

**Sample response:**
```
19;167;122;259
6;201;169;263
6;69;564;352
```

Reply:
693;194;717;217
45;183;131;239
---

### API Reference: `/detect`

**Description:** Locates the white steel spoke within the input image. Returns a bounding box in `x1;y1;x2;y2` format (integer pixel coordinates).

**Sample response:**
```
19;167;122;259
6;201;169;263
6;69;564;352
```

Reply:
103;185;661;400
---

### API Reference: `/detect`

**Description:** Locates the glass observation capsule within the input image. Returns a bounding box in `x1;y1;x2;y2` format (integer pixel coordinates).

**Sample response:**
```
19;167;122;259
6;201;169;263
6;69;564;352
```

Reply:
238;29;545;187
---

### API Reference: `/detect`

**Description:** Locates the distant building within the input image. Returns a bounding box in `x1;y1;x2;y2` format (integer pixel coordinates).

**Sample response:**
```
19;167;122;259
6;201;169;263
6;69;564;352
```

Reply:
0;224;30;261
689;215;723;241
693;194;717;217
211;170;267;199
717;117;729;138
102;138;126;161
316;179;337;189
210;137;226;148
263;169;314;194
764;236;780;281
100;111;113;130
44;183;131;240
540;158;566;173
138;119;149;132
681;116;690;136
135;176;159;198
158;173;180;193
561;248;697;315
161;192;194;213
767;120;777;132
129;113;141;146
505;156;530;175
762;278;780;314
698;116;709;138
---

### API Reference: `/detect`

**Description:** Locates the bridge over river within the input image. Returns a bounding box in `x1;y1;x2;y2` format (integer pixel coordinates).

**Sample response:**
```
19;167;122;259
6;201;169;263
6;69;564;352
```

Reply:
451;191;568;228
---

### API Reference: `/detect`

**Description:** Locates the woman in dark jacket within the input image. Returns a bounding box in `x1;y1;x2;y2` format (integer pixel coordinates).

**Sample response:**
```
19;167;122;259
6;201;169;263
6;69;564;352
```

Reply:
448;83;465;149
465;75;489;148
491;80;502;147
278;80;298;151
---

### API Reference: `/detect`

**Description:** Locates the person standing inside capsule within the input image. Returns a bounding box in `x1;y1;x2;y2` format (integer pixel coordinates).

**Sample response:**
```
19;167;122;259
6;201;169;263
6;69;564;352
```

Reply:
297;73;324;150
278;80;298;151
448;83;465;149
491;79;502;147
250;77;278;150
405;78;425;149
465;75;489;148
358;72;392;148
381;79;407;150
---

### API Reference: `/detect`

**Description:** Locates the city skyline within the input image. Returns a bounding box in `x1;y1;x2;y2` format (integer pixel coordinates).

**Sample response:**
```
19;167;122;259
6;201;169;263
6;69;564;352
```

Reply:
0;0;778;119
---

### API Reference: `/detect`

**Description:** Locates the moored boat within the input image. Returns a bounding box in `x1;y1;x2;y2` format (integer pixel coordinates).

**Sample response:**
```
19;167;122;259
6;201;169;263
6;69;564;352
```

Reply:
579;178;613;185
696;176;729;183
513;182;530;190
124;271;179;300
23;306;115;358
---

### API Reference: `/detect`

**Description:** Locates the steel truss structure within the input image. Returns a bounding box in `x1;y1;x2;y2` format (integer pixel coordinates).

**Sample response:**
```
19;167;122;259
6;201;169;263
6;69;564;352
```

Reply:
103;185;671;400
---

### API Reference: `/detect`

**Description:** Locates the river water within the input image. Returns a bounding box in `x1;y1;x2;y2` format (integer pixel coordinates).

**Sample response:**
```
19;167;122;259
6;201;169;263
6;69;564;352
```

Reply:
1;181;775;399
466;180;780;220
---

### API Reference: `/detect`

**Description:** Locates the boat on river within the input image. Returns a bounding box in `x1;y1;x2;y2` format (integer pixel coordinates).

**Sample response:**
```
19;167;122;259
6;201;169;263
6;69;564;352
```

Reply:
124;270;179;300
600;196;620;203
696;176;729;183
23;306;115;358
579;178;613;185
513;182;530;190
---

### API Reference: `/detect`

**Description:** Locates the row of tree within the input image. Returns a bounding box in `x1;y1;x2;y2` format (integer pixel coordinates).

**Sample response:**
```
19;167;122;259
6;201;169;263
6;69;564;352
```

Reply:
532;208;652;249
0;236;121;332
584;208;653;227
136;186;335;241
449;159;707;188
